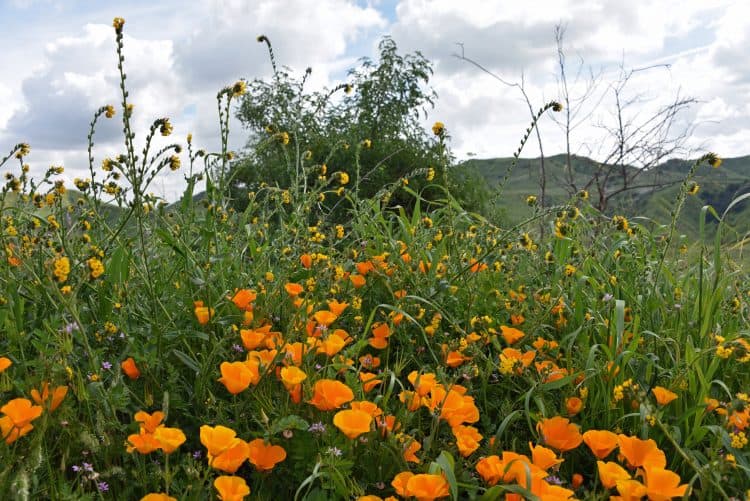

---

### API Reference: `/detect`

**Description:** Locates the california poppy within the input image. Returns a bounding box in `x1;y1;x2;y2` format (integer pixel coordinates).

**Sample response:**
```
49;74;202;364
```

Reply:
597;460;631;489
617;434;666;469
30;383;68;412
333;409;373;439
652;386;678;406
153;426;186;453
218;361;257;395
583;429;619;459
135;410;165;433
500;325;525;345
1;398;43;428
214;475;251;501
126;429;162;454
200;425;240;457
308;379;354;411
247;438;286;471
210;439;250;473
643;467;688;500
452;425;482;457
285;282;304;297
0;415;33;444
405;473;450;501
231;289;256;311
121;357;141;380
536;416;583;452
392;471;415;497
0;357;12;373
140;494;177;501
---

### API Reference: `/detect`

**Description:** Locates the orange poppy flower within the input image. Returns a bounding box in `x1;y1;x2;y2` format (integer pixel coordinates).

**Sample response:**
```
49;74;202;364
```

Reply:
351;400;382;417
317;334;346;357
403;437;422;464
210;439;250;473
200;425;240;457
327;299;349;315
445;350;470;368
452;425;482;457
392;471;415;497
529;442;563;471
308;379;354;410
218;361;258;394
247;438;286;471
405;473;450;501
280;366;307;403
614;479;647;500
285;282;304;297
510;314;525;325
30;383;68;412
572;473;583;488
214;475;251;501
240;325;275;350
0;357;11;373
135;410;165;433
1;398;43;428
643;467;688;500
300;254;313;268
407;371;438;396
350;274;366;288
536;416;583;452
399;390;422;412
500;325;525;345
126;429;162;454
617;435;666;469
140;493;177;501
231;289;256;311
436;388;480;427
475;455;503;485
597;460;631;489
371;322;391;341
193;301;214;325
121;357;141;380
0;415;33;444
359;354;380;369
333;409;373;439
153;426;186;453
313;310;338;327
652;386;678;406
565;396;583;416
359;372;382;392
583;429;619;459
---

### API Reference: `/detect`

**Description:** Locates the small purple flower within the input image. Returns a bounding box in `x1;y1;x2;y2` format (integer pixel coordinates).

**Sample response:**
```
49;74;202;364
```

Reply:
314;363;323;370
97;481;109;492
192;450;202;459
602;293;614;302
327;446;342;457
545;475;562;486
82;462;94;472
63;322;77;334
71;465;81;472
232;343;244;353
308;422;326;434
101;361;113;370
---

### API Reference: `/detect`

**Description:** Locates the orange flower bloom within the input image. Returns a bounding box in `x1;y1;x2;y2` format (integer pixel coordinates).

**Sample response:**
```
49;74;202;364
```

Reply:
231;289;256;311
614;479;647;500
597;460;631;489
300;254;313;268
194;300;214;325
1;398;43;428
135;411;165;433
285;282;304;297
127;429;162;454
200;425;239;457
529;442;563;471
652;386;678;406
30;382;68;412
0;415;33;444
565;396;583;416
643;467;688;501
280;366;307;403
214;475;251;501
327;299;349;316
445;350;470;368
434;387;480;427
140;494;177;501
218;361;258;394
402;437;421;463
350;274;366;288
536;416;583;452
247;438;286;471
333;409;373;439
316;334;347;357
153;426;186;453
359;354;380;369
407;371;438;396
359;372;382;392
583;429;619;459
0;357;12;373
510;314;525;326
405;473;450;501
452;425;482;457
392;471;414;497
308;379;354;411
399;390;422;412
351;400;383;417
121;357;141;380
313;310;338;327
210;440;250;473
617;435;666;469
500;325;525;345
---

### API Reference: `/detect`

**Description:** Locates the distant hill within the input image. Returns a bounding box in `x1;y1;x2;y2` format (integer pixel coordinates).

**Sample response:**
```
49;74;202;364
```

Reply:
462;154;750;244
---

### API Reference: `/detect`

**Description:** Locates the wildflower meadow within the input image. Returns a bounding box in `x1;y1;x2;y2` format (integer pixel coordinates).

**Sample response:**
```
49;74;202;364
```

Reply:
1;17;749;501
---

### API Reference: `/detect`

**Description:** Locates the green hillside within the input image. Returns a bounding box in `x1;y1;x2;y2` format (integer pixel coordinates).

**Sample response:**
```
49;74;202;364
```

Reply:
463;154;750;244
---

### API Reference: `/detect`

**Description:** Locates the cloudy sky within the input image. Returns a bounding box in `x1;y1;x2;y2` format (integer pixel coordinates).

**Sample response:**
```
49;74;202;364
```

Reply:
0;0;747;200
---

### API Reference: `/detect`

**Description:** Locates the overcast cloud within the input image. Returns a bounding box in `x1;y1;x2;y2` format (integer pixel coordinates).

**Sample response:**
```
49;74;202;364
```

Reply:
0;0;747;200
